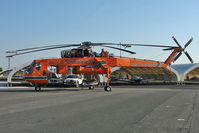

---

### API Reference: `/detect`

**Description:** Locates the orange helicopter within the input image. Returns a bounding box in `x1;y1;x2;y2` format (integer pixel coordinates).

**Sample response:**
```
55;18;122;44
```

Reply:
6;36;193;91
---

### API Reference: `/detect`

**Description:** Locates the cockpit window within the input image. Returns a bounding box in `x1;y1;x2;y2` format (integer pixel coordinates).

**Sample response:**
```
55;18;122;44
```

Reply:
25;60;35;74
36;62;41;71
61;49;92;58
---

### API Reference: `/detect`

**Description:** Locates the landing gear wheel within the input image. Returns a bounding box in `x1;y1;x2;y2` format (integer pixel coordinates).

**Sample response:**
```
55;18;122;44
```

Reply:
104;86;111;92
35;86;41;91
89;86;95;90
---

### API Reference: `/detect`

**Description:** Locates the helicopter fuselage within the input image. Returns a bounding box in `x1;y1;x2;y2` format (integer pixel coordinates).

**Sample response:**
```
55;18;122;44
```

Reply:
24;56;169;85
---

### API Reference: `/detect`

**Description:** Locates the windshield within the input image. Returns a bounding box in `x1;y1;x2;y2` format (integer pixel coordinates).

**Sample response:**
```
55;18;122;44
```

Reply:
35;62;41;71
24;60;35;74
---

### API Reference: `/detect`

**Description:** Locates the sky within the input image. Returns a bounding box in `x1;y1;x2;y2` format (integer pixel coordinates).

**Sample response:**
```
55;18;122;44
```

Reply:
0;0;199;70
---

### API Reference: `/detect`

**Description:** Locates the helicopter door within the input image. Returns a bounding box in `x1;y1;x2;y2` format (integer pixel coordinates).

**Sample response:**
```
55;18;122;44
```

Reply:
47;66;58;78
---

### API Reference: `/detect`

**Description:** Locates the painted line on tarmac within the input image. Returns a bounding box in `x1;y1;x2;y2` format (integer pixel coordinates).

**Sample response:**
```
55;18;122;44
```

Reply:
0;87;30;89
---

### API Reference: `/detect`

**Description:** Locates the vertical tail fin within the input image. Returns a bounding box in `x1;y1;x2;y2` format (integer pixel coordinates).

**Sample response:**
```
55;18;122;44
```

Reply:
164;48;179;65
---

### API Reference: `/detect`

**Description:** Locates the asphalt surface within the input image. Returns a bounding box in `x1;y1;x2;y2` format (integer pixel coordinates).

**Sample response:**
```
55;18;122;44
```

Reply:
0;85;199;133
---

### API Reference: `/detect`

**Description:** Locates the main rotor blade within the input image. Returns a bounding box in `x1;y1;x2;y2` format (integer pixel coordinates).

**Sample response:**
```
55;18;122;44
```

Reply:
6;44;80;57
103;46;136;54
125;44;176;48
107;43;177;48
162;47;178;51
6;43;80;54
100;43;178;49
184;37;193;49
6;42;118;54
92;43;117;46
91;42;177;49
184;51;194;63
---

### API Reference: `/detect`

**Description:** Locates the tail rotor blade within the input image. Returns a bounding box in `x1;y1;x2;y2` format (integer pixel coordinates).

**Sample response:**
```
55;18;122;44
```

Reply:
184;51;194;63
184;37;193;49
174;52;182;62
172;36;183;50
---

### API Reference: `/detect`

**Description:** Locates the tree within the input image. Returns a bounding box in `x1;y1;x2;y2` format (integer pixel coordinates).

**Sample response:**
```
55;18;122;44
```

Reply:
0;67;2;72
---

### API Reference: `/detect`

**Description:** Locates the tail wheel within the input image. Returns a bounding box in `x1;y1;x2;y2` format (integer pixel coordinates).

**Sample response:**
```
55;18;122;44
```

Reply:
104;86;111;92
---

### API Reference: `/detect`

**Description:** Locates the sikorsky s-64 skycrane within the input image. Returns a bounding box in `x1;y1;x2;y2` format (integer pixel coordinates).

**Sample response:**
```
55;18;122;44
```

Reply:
6;36;193;92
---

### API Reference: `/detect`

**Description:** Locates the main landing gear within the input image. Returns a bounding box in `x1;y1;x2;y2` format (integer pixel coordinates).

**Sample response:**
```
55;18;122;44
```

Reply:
89;86;95;90
104;86;112;92
35;85;41;91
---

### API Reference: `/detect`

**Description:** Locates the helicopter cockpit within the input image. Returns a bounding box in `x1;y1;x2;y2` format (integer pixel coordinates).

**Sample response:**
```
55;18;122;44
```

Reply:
61;48;93;58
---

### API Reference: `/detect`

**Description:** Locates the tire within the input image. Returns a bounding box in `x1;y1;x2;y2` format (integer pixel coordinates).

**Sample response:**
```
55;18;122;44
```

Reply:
35;86;41;91
82;81;86;87
89;86;95;90
104;86;111;92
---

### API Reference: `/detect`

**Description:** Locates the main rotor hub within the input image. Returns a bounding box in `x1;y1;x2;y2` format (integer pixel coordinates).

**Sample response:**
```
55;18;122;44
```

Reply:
81;41;92;46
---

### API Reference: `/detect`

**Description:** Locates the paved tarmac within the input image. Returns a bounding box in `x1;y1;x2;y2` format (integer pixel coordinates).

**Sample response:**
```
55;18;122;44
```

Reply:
0;85;199;133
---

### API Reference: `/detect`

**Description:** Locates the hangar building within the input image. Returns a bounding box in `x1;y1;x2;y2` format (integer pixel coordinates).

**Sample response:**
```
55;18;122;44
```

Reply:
171;63;199;83
111;63;199;83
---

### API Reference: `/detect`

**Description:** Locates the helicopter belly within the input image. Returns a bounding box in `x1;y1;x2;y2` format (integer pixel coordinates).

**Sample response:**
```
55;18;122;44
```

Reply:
24;76;48;84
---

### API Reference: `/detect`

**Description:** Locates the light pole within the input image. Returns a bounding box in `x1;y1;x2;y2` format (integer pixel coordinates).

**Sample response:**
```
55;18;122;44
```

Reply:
8;57;10;69
7;56;13;69
6;50;17;69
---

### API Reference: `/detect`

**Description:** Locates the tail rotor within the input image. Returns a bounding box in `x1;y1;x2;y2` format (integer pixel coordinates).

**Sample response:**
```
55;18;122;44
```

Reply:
172;36;194;63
